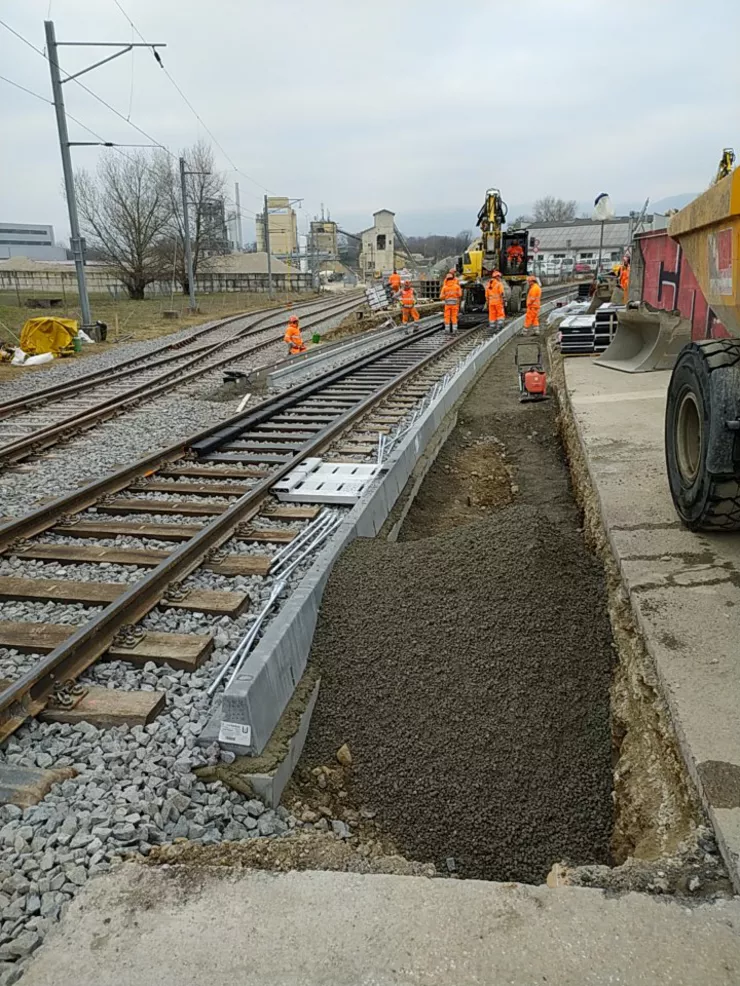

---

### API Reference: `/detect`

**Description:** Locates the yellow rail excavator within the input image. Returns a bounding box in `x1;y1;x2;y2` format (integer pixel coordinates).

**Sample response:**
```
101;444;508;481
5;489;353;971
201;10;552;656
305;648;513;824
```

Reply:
456;188;530;325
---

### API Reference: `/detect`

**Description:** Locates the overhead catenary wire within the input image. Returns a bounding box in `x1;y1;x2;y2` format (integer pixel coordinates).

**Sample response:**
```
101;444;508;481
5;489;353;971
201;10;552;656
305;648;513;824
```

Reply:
110;0;273;198
0;16;175;160
0;74;52;103
1;17;320;244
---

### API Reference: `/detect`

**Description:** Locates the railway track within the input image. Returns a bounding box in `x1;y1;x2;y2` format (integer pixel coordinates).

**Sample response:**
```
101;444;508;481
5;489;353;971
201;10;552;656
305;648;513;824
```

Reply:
0;292;364;468
0;318;485;742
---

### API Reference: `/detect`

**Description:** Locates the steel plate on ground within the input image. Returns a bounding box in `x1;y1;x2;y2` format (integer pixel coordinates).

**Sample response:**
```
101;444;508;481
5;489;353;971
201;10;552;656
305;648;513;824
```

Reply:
275;460;380;504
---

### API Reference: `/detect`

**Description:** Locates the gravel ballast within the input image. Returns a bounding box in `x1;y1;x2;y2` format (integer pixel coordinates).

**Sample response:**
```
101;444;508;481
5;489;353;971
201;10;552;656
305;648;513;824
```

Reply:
301;336;616;884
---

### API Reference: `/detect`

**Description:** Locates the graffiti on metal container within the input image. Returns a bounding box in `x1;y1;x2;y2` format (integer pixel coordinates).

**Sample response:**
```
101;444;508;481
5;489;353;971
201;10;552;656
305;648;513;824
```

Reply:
708;228;733;296
638;232;728;340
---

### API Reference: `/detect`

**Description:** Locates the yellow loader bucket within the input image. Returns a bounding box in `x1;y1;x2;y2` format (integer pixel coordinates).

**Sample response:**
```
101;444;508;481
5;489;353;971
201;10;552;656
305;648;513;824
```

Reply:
668;168;740;335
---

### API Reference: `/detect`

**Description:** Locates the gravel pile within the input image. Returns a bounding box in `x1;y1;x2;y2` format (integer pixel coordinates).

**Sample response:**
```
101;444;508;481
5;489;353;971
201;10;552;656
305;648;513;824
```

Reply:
302;337;616;885
303;506;614;884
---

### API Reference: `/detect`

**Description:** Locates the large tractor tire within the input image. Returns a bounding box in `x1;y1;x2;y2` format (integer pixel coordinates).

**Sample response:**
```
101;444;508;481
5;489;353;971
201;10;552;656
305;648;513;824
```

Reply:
506;286;522;316
665;339;740;530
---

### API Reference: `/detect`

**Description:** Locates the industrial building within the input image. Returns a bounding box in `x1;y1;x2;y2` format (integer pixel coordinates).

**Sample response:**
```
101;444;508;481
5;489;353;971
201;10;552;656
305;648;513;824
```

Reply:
199;198;230;257
0;223;67;261
309;219;338;258
523;215;668;269
255;197;298;257
358;209;399;278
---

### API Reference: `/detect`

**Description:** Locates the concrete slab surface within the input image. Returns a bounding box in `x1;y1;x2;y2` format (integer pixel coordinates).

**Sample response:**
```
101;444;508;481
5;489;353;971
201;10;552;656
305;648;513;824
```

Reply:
20;865;740;985
565;358;740;887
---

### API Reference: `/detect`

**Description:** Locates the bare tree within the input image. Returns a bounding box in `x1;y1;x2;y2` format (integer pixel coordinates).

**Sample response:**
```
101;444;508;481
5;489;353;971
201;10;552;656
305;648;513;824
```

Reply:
403;230;472;261
158;141;228;294
75;152;173;299
509;215;532;230
533;197;578;223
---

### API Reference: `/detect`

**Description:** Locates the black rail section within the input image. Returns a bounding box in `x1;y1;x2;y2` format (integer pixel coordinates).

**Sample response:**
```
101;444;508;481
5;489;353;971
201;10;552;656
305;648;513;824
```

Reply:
0;319;478;737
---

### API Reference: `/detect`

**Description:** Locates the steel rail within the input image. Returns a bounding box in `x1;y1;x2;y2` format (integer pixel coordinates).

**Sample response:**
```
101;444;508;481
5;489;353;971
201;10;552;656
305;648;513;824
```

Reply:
0;291;362;416
0;296;364;467
0;321;470;735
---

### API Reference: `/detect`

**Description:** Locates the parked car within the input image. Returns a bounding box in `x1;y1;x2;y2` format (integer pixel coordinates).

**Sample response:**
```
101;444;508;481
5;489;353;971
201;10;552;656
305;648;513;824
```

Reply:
574;262;593;274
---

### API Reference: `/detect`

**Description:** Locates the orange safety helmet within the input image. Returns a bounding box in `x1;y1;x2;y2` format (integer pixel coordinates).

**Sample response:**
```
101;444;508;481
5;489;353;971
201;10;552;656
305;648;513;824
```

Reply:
288;314;299;324
492;270;502;278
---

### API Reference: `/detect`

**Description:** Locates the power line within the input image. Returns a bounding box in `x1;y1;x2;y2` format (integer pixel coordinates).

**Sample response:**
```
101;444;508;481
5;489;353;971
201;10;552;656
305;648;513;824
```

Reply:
0;74;52;104
110;0;274;197
0;16;46;57
0;16;175;160
2;18;260;236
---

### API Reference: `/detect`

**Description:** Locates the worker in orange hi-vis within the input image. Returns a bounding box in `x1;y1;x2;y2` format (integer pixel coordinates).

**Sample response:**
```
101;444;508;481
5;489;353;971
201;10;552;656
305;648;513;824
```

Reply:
524;275;542;334
400;281;420;325
619;259;630;304
439;269;462;333
388;269;402;300
506;242;524;273
284;314;306;355
485;270;506;333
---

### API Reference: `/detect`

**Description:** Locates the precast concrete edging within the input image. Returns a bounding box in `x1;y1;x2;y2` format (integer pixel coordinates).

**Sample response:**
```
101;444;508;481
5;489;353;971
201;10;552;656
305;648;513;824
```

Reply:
262;315;439;389
219;305;557;755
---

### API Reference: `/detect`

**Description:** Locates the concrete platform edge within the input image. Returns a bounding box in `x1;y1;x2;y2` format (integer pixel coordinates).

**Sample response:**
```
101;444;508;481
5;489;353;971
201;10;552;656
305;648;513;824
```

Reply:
560;359;740;892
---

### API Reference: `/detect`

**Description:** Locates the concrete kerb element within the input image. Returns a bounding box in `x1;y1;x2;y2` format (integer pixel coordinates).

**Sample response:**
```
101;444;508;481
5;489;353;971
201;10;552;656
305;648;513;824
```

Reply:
249;314;441;391
218;306;557;756
237;678;320;808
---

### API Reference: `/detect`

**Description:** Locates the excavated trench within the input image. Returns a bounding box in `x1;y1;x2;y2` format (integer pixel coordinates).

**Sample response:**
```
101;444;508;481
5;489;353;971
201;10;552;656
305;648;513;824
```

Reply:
292;332;731;894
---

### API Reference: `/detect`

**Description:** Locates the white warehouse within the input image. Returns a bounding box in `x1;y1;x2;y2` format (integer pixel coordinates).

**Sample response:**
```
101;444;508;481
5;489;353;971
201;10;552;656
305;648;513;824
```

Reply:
524;215;668;269
0;223;67;261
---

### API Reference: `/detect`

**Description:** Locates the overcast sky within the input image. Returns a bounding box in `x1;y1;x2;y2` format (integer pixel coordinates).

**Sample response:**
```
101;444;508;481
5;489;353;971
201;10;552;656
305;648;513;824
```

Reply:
1;0;739;240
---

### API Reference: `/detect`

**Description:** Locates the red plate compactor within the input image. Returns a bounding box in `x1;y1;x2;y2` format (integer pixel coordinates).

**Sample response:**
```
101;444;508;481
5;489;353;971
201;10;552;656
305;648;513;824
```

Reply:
515;342;547;402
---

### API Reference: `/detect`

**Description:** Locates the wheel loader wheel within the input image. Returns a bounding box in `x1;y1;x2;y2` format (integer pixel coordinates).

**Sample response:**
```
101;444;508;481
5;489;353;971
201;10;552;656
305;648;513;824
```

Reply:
507;286;521;315
665;339;740;530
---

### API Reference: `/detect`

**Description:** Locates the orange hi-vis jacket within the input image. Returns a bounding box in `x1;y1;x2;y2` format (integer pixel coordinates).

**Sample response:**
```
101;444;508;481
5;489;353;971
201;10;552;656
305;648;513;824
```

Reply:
389;272;402;292
507;244;524;265
400;287;417;308
619;265;630;298
284;322;306;354
485;278;505;305
439;277;462;305
526;281;542;308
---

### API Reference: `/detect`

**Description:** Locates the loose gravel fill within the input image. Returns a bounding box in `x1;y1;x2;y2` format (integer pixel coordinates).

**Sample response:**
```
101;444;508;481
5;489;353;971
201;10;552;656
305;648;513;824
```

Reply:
301;335;615;884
